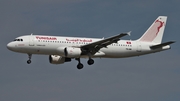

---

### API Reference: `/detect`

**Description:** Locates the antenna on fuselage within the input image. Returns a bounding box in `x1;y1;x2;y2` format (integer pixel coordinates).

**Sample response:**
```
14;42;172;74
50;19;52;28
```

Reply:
31;33;33;35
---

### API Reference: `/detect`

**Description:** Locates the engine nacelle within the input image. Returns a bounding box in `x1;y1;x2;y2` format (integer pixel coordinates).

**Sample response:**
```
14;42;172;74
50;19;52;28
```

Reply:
64;47;82;58
49;55;71;64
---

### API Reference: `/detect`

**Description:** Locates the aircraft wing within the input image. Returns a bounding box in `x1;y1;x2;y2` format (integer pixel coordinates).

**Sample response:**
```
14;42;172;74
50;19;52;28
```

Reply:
80;32;131;54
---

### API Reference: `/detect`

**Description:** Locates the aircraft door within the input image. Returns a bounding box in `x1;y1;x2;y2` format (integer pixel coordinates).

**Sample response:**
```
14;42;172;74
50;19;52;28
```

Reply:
29;34;34;46
136;42;141;52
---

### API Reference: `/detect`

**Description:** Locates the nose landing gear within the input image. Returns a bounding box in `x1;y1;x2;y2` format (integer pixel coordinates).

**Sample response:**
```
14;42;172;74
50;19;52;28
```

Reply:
27;54;32;64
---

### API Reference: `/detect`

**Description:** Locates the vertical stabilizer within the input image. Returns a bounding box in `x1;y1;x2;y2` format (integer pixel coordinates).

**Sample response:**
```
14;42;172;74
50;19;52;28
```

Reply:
138;16;167;43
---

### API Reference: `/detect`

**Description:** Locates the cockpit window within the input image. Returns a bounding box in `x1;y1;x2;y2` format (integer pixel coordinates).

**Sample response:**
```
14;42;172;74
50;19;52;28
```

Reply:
14;39;23;41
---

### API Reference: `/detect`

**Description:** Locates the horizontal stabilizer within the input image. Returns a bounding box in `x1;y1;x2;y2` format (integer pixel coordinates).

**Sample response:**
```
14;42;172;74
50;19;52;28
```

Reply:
150;41;175;49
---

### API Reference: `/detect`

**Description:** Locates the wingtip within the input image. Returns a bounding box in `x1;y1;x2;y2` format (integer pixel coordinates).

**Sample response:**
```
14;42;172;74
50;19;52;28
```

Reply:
127;31;131;36
121;31;131;36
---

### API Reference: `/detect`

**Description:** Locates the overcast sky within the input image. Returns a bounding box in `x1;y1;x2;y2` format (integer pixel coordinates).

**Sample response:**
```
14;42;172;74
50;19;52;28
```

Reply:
0;0;180;101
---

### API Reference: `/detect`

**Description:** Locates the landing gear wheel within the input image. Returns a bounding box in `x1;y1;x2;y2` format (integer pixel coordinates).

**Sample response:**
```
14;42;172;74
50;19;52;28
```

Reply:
27;54;32;64
27;60;31;64
75;58;84;69
77;63;84;69
87;59;94;65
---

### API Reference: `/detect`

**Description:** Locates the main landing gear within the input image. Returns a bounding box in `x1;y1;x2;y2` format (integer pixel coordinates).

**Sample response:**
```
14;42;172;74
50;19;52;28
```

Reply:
75;58;94;69
75;58;84;69
87;58;94;65
27;54;32;64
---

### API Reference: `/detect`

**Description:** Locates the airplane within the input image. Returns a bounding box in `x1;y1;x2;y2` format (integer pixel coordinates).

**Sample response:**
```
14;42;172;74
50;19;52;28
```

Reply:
7;16;175;69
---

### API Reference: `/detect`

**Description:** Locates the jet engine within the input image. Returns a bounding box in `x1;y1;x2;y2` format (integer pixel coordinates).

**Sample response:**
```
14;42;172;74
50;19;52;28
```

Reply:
64;47;82;58
49;55;71;64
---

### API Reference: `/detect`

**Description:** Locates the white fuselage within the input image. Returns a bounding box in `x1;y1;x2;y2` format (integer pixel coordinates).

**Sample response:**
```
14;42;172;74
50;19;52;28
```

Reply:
7;35;170;58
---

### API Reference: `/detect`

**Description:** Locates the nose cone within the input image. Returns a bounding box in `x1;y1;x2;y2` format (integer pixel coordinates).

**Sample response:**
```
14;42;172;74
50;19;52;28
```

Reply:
7;42;14;51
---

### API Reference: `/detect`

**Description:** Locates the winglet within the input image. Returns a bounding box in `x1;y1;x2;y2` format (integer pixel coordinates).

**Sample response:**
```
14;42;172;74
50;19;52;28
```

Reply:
121;31;131;36
127;31;131;36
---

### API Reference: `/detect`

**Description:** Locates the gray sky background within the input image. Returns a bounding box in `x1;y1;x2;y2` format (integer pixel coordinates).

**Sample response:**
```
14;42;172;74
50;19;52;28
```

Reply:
0;0;180;101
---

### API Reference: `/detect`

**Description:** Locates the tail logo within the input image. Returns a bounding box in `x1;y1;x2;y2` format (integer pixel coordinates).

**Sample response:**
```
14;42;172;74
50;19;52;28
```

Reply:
156;19;164;35
140;19;165;42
